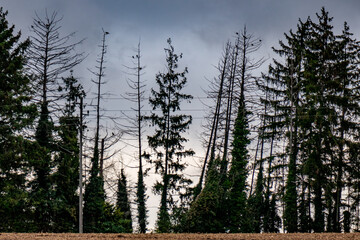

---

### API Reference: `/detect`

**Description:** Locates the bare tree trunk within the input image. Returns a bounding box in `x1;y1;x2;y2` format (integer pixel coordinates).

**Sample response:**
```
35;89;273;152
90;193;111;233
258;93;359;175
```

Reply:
194;43;231;197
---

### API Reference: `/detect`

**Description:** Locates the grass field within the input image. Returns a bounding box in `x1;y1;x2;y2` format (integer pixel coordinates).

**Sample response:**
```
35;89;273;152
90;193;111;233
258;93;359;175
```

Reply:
0;233;360;240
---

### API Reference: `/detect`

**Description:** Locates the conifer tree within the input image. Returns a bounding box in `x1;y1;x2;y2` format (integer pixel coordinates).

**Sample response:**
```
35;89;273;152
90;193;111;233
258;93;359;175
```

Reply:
0;7;36;231
301;8;337;232
227;27;261;233
248;161;265;233
185;157;224;233
146;38;194;232
331;21;360;232
53;74;84;232
116;169;133;233
227;100;250;233
259;18;309;233
84;29;108;233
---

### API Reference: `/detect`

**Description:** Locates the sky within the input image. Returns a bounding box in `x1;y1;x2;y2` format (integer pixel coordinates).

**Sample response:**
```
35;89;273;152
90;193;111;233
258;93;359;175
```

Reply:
2;0;360;231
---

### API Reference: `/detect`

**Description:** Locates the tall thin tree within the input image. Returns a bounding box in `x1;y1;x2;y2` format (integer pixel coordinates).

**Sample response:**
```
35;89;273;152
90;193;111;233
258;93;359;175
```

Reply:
83;29;109;233
146;38;194;232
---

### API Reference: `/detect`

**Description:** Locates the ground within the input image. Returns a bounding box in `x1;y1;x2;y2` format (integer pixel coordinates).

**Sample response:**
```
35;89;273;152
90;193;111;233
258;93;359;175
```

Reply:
0;233;360;240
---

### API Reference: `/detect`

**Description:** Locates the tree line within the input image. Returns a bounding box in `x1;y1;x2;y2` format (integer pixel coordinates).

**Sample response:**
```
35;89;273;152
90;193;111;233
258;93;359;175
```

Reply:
1;6;360;233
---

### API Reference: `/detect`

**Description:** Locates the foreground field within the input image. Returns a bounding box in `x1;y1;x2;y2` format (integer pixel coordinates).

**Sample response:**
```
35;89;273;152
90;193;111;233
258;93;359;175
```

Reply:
0;233;360;240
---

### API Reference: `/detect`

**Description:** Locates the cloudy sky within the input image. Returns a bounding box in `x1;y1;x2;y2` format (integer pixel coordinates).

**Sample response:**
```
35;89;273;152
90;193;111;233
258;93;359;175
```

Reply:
2;0;360;231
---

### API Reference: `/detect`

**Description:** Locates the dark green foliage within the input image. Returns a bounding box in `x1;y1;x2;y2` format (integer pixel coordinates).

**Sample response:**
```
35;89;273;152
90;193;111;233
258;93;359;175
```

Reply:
146;38;194;233
299;183;312;232
248;162;265;233
0;7;36;232
283;151;297;232
136;168;147;233
302;8;336;232
227;101;250;233
185;157;224;233
101;202;126;233
116;169;133;233
2;5;360;234
52;75;84;232
83;147;105;233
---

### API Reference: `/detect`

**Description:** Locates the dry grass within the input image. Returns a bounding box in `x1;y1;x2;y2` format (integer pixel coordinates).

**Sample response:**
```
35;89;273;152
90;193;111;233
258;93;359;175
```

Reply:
0;233;360;240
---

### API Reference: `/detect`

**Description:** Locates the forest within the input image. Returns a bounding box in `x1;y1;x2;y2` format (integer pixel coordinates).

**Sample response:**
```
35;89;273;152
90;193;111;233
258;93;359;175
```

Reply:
1;5;360;234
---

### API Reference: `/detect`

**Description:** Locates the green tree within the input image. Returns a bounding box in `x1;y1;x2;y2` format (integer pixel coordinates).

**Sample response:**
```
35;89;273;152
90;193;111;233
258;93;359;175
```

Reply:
146;38;194;233
116;169;133;233
331;21;360;232
227;27;262;233
301;8;337;232
248;161;265;233
227;102;250;232
185;157;224;233
83;30;108;233
0;7;36;232
52;75;84;232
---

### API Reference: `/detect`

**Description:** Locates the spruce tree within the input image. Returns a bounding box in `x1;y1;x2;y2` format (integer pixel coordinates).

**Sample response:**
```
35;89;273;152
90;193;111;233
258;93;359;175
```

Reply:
146;38;194;232
248;161;265;233
227;27;262;233
258;17;310;233
301;8;337;232
84;30;108;233
227;101;250;233
53;75;84;232
0;7;36;232
185;157;224;233
331;21;360;232
116;169;133;233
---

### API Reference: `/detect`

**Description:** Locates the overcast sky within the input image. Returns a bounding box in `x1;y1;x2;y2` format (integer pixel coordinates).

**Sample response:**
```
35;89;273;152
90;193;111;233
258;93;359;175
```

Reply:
2;0;360;231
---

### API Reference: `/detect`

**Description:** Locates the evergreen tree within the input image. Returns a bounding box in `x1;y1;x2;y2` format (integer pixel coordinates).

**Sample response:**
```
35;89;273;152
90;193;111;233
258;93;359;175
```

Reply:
0;7;36;232
136;166;147;233
83;30;108;233
300;8;337;232
146;38;194;232
227;101;250;233
83;154;105;232
331;21;360;232
270;20;309;233
52;75;84;232
248;161;265;233
185;157;224;233
116;169;133;233
227;27;262;233
268;194;282;233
